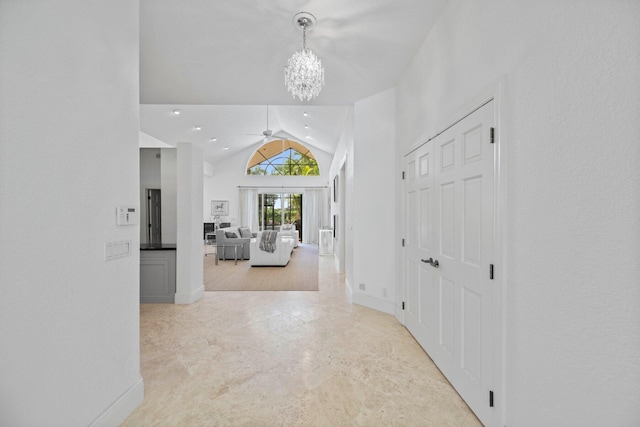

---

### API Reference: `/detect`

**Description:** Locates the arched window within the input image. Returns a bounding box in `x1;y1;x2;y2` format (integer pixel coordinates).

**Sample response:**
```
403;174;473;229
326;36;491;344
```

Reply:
246;139;319;176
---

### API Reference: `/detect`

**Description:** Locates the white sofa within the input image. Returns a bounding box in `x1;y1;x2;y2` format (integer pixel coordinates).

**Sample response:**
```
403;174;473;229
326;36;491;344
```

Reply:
250;231;295;266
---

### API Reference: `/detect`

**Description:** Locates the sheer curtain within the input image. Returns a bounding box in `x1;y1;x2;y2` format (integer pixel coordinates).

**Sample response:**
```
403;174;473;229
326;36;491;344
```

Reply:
238;188;259;231
303;188;329;244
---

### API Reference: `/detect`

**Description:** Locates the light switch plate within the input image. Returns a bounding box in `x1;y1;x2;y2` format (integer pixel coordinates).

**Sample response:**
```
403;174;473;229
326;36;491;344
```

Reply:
105;240;132;261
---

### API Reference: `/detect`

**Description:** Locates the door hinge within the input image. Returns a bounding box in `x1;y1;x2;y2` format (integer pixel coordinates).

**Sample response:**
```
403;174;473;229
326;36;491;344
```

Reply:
402;301;405;310
490;264;494;280
490;127;495;144
402;171;405;180
402;238;405;247
489;390;494;407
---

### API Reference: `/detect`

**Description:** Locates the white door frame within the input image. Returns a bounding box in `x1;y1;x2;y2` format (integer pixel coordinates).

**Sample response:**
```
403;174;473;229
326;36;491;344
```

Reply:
400;77;507;427
337;162;347;271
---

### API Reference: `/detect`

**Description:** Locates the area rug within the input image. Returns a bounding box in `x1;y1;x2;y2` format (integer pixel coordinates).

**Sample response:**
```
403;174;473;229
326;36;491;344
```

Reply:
204;244;319;291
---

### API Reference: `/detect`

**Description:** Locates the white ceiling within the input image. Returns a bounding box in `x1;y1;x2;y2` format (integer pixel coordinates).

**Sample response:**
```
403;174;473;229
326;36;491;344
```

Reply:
140;104;352;162
139;0;448;164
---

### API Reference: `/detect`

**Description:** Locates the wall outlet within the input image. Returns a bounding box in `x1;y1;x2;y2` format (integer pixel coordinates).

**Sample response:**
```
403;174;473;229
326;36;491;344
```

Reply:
359;283;366;291
382;288;388;298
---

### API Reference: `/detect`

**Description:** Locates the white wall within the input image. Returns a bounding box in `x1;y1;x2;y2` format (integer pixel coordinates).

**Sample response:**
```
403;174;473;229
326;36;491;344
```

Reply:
351;88;397;314
203;141;334;226
203;160;214;177
139;130;171;148
0;1;143;425
329;110;355;291
175;143;205;304
396;0;640;425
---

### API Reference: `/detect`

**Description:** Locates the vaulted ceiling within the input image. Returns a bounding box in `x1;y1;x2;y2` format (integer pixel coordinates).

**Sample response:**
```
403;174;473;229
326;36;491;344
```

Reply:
139;0;449;164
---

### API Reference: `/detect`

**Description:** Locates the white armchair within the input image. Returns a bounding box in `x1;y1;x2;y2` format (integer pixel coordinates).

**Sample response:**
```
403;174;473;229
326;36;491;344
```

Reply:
279;224;299;247
250;231;295;266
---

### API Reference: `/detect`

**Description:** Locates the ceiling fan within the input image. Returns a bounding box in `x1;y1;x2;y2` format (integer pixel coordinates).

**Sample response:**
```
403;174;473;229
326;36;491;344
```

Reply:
247;106;289;143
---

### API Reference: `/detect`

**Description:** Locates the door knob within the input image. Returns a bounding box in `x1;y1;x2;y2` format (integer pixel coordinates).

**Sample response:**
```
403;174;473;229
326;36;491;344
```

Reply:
421;257;439;268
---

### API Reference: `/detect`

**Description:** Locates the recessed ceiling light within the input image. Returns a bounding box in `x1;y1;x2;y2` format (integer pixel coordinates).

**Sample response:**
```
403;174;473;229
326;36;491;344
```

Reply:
172;109;181;115
195;126;201;131
303;111;308;117
223;146;229;150
305;135;311;139
304;124;309;129
210;137;217;142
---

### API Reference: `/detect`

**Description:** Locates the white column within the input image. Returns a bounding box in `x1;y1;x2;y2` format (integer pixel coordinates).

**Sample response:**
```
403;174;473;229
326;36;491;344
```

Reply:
175;143;205;304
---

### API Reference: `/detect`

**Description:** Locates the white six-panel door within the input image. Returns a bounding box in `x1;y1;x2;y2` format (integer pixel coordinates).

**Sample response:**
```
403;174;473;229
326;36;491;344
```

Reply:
404;100;495;425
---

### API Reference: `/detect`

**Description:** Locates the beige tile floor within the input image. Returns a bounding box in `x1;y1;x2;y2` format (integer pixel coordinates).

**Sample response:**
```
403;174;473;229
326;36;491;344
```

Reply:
122;253;483;426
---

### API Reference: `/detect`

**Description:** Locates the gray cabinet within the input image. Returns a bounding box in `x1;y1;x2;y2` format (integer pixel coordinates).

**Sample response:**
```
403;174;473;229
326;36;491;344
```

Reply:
140;248;176;303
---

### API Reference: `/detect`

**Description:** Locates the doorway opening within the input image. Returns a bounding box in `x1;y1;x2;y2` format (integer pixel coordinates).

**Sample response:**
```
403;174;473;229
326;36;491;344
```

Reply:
146;188;161;244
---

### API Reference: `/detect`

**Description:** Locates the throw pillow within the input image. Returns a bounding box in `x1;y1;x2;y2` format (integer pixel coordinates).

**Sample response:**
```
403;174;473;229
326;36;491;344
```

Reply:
238;227;252;238
281;224;293;230
225;232;238;238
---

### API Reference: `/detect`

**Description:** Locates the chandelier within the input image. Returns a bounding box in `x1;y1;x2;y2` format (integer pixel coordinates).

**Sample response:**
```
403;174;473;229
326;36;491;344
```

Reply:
284;12;324;102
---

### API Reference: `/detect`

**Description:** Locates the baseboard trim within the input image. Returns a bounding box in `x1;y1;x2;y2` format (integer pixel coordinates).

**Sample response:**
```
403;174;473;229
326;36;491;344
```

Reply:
174;284;204;304
352;291;396;315
89;377;144;427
